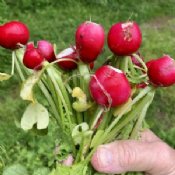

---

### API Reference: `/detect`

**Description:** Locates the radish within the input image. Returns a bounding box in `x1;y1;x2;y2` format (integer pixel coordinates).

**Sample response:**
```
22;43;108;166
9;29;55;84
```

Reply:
37;40;55;62
62;154;74;166
89;62;94;70
75;21;105;63
0;21;29;49
148;55;175;87
131;52;144;67
136;82;148;89
23;43;44;70
146;59;155;69
89;65;131;107
57;46;78;70
108;21;142;56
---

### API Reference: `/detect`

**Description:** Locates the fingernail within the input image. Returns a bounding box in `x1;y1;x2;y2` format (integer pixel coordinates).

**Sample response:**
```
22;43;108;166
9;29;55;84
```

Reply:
96;146;113;168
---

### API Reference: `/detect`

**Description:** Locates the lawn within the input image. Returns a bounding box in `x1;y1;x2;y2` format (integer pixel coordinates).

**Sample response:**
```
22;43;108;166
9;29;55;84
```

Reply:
0;0;175;174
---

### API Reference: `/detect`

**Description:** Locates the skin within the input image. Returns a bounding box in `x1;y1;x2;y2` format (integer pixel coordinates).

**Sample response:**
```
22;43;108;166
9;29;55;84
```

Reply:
91;129;175;175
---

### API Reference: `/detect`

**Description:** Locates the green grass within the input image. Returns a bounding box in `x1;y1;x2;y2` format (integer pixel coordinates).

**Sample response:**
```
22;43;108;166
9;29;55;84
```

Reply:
1;0;175;174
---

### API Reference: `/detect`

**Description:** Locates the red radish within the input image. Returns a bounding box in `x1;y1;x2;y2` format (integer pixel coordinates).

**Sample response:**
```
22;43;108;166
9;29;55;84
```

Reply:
136;82;148;89
108;21;142;56
57;46;78;70
26;42;35;50
62;154;74;166
89;65;131;107
146;59;155;69
131;52;144;67
23;43;44;70
0;21;29;49
148;55;175;87
89;62;94;70
37;40;55;62
75;21;105;63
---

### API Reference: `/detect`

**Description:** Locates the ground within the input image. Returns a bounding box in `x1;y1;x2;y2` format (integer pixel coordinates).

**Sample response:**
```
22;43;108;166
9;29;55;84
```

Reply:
0;0;175;174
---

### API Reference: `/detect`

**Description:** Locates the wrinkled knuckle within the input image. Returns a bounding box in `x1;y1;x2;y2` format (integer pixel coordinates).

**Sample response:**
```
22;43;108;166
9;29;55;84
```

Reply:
117;142;137;168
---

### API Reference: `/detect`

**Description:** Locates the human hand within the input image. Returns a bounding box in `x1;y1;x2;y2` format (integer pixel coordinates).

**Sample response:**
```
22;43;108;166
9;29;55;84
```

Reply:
91;129;175;175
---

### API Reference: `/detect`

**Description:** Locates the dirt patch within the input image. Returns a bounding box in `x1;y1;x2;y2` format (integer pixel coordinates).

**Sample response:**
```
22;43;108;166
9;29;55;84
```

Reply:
142;16;174;29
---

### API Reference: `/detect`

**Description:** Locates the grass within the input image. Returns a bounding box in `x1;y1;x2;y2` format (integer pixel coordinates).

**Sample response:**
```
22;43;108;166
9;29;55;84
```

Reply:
0;0;175;174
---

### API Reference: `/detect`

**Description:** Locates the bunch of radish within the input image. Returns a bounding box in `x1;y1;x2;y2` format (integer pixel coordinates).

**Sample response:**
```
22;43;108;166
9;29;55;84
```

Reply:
1;19;175;175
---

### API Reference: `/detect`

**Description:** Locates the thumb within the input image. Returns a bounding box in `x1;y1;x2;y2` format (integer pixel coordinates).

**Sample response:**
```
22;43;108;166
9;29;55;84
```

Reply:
91;133;175;174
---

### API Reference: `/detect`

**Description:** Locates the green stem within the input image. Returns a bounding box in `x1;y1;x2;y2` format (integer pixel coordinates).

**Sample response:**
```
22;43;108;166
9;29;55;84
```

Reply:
38;81;61;127
14;52;25;81
132;53;147;72
78;62;91;98
105;92;154;143
120;57;129;73
11;51;15;75
128;57;137;75
130;91;155;139
98;110;113;130
75;137;85;163
46;67;73;129
71;69;83;124
42;74;64;126
76;111;83;124
78;63;91;123
52;68;74;118
90;106;104;130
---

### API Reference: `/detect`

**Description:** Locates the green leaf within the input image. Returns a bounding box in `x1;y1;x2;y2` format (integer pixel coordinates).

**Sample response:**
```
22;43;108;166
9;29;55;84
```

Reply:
72;123;89;145
50;162;89;175
20;70;43;102
15;48;25;63
33;167;50;175
3;164;28;175
113;98;132;117
0;73;11;81
21;103;49;130
72;87;92;112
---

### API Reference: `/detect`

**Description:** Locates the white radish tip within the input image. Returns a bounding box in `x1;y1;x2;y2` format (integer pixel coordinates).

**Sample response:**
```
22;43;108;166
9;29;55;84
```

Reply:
107;65;123;74
163;54;172;58
62;154;74;166
56;47;75;58
85;21;98;25
121;22;133;29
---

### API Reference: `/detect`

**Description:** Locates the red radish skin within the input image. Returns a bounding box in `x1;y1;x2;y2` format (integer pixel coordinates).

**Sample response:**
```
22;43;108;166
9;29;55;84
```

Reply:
89;62;94;70
26;42;35;51
23;44;44;70
136;82;148;89
89;65;131;107
37;40;55;62
75;21;105;63
108;21;142;56
0;21;29;49
57;46;78;70
146;59;155;69
148;55;175;87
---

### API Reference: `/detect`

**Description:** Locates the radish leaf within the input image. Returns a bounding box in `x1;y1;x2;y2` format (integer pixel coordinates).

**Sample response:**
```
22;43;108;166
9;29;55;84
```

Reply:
0;73;11;81
20;70;43;102
21;103;49;130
